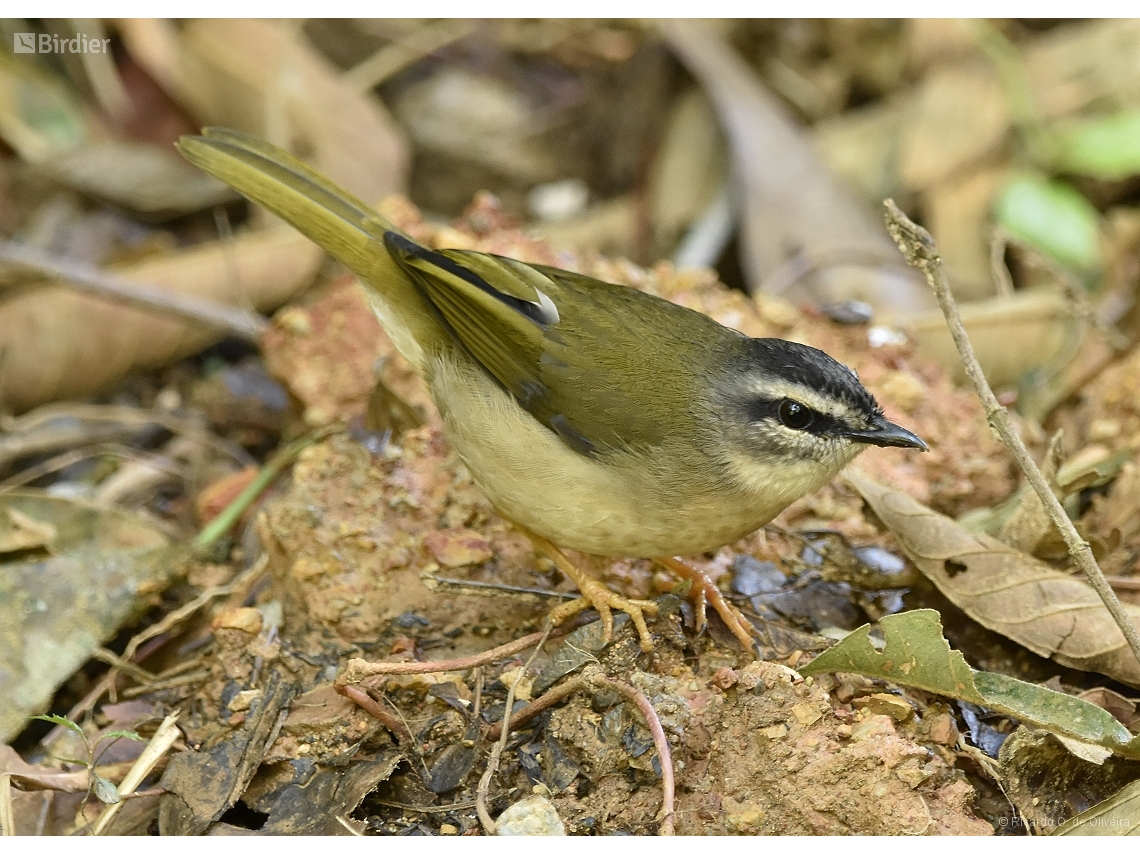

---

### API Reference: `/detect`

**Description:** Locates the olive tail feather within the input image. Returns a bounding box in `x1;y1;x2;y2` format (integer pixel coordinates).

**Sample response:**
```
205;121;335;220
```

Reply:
175;128;406;284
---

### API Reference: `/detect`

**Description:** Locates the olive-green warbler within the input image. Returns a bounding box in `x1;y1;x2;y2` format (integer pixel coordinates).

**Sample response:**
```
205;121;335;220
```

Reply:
178;128;925;652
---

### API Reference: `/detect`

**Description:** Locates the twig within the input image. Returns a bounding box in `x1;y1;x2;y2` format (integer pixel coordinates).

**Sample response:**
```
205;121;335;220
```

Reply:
586;671;675;836
194;433;321;547
336;630;549;686
476;625;554;835
92;713;181;835
883;199;1140;668
431;576;577;600
484;677;585;742
474;742;504;834
0;241;266;340
337;685;413;743
486;668;675;834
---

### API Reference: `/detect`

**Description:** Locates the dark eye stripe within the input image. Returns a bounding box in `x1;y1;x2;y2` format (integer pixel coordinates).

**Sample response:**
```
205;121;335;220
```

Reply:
744;398;848;439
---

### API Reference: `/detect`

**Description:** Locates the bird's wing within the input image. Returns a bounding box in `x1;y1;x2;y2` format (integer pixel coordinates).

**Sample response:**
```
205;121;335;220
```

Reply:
386;236;714;456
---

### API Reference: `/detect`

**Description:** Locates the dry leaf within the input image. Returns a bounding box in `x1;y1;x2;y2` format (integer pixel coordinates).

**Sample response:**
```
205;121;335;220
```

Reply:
0;228;321;413
922;164;1011;301
1025;19;1140;120
648;87;728;254
909;287;1081;389
0;491;173;742
658;19;934;320
0;507;57;553
845;470;1140;687
117;18;408;206
41;140;237;218
898;62;1009;192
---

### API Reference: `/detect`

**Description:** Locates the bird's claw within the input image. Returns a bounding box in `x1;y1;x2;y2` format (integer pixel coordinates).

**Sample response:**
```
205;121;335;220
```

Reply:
655;556;757;652
549;575;658;651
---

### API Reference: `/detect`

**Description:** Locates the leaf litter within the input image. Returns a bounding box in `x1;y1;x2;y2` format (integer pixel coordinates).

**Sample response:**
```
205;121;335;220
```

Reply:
4;17;1140;838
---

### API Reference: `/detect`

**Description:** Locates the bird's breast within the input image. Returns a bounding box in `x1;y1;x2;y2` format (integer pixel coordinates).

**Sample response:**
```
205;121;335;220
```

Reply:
426;353;802;557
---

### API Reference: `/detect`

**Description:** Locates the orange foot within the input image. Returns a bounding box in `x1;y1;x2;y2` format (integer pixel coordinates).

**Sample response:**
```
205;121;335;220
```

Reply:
526;531;658;651
655;556;757;652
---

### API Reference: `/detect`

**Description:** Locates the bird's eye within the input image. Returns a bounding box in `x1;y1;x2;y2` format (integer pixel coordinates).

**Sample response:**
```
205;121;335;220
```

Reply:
778;399;813;430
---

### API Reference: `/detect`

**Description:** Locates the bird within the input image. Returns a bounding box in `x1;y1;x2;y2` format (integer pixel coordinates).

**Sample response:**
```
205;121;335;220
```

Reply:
177;127;927;652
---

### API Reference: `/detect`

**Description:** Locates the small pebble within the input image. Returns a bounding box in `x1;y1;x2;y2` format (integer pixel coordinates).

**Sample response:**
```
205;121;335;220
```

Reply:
821;299;874;325
495;795;566;836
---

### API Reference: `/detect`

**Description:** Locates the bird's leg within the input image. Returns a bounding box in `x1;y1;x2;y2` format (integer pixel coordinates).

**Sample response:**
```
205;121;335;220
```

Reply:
654;556;756;652
522;529;658;651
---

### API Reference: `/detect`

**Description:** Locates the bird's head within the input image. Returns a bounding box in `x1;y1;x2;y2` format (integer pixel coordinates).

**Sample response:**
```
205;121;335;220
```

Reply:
709;337;926;504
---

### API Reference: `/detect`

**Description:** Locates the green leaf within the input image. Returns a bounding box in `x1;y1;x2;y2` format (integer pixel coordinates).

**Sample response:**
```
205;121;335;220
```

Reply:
31;713;84;736
91;773;121;805
99;730;144;743
995;174;1102;274
1051;111;1140;181
800;609;1140;760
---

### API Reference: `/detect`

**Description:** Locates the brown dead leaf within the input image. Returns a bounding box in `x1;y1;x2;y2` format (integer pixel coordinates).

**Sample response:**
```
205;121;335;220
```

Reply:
909;287;1081;389
899;62;1009;192
845;469;1140;687
923;164;1011;301
0;507;57;553
0;227;321;414
1080;687;1140;733
658;19;934;320
117;18;408;206
41;140;237;218
648;87;728;255
1024;19;1140;120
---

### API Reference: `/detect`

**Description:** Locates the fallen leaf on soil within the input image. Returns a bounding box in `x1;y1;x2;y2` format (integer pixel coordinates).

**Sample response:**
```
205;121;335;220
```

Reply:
0;507;57;553
41;140;238;218
909;287;1081;389
254;751;403;835
158;671;295;835
1055;777;1140;836
658;19;934;319
118;18;408;207
845;470;1140;687
0;491;173;742
0;228;322;414
800;608;1140;760
998;727;1140;835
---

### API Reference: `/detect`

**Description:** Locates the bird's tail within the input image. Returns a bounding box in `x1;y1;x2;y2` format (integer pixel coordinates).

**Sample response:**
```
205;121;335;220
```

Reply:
177;127;434;363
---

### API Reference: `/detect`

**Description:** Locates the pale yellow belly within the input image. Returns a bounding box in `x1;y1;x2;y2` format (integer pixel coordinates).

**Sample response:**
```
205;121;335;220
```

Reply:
426;354;839;557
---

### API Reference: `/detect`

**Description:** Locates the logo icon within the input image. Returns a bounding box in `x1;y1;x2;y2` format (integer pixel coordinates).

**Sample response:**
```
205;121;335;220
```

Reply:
14;33;36;53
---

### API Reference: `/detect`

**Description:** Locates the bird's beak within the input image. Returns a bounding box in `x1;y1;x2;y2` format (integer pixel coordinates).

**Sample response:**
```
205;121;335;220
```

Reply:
848;415;928;451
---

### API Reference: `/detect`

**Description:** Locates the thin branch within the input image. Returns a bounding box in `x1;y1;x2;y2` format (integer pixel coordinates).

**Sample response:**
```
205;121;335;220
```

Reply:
0;240;266;341
476;625;553;835
476;624;551;839
883;199;1140;668
92;713;181;835
587;671;675;836
337;685;413;743
484;677;585;742
336;630;549;686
